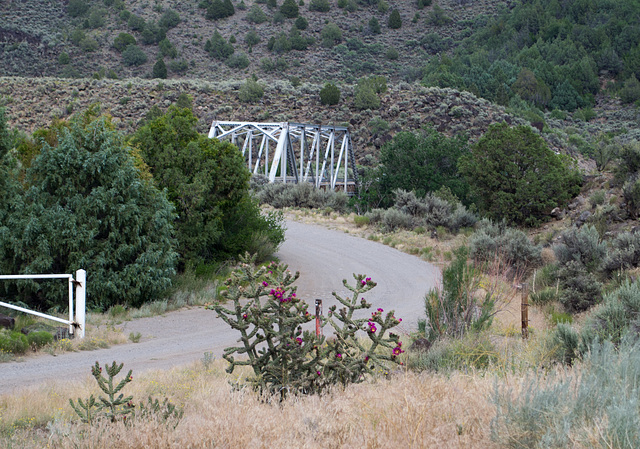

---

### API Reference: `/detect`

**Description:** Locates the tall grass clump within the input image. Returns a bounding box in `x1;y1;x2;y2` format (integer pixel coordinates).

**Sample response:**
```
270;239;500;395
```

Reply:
492;340;640;448
421;246;495;344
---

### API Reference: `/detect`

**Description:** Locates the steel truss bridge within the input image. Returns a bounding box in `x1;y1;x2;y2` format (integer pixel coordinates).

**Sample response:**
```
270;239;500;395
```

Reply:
208;121;358;194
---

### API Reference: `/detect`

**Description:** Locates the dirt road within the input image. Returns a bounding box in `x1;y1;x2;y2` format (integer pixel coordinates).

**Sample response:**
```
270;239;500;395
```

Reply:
0;220;440;395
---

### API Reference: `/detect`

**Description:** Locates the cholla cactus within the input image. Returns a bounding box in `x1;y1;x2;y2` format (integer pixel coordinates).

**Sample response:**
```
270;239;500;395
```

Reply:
211;253;404;397
91;361;135;422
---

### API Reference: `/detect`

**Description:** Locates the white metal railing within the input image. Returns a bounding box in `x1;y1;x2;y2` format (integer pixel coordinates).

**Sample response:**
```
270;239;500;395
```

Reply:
0;269;86;339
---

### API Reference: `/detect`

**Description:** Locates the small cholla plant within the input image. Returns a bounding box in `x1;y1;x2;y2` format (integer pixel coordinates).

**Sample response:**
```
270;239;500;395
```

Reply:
210;253;403;397
70;361;133;423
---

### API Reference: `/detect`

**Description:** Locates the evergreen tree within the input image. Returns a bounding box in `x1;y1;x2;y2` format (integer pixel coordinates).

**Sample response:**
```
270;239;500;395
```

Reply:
459;123;582;227
0;112;177;310
152;59;167;79
132;107;284;266
280;0;299;18
387;9;401;29
320;83;340;105
205;31;234;60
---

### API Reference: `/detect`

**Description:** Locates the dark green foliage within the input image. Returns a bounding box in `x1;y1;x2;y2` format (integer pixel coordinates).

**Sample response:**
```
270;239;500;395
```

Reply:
353;75;386;110
320;22;342;48
113;33;136;53
205;31;234;61
427;4;451;26
459;123;582;227
159;9;181;29
387;8;401;29
226;52;250;69
159;38;177;58
122;45;148;66
268;33;292;53
0;112;177;310
245;30;261;47
621;75;640;104
550;79;585;112
27;331;53;349
378;128;469;205
319;83;340;105
127;14;146;32
141;21;166;45
0;330;29;354
309;0;330;12
294;16;308;30
512;68;551;109
58;52;71;65
469;219;541;272
238;77;265;102
247;4;268;23
205;0;235;20
68;0;89;17
368;16;381;34
423;247;495;343
210;255;404;397
554;225;606;312
87;8;106;28
132;107;282;266
152;59;167;79
289;27;312;51
280;0;299;18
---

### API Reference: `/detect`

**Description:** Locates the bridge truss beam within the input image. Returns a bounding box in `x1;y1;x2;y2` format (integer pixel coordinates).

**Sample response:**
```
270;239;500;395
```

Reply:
208;121;359;194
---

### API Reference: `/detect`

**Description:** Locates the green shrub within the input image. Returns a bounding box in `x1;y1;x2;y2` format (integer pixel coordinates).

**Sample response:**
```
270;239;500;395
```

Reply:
245;30;261;47
68;0;90;17
385;47;399;60
122;45;148;66
0;330;29;354
27;331;53;349
554;225;606;272
603;231;640;274
159;9;181;29
280;0;299;17
319;83;340;105
226;52;250;69
205;31;234;61
294;16;308;29
247;4;268;23
159;38;177;58
128;14;146;31
530;287;557;306
368;17;381;34
58;52;71;65
113;33;136;52
469;219;541;272
492;340;640;448
2;112;177;310
320;22;342;47
309;0;330;11
387;8;401;29
205;0;235;20
427;4;451;26
459;123;582;227
354;215;370;227
152;59;167;79
423;246;495;343
557;260;603;312
238;77;264;103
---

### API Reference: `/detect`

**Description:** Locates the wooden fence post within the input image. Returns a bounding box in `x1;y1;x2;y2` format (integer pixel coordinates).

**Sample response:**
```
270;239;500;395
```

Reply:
521;282;529;340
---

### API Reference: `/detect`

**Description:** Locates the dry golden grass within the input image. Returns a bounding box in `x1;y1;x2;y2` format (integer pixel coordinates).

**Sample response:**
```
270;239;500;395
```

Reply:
1;358;502;449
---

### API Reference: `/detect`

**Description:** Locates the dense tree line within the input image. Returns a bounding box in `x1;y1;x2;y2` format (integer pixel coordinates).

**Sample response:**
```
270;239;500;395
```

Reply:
0;106;284;311
422;0;640;110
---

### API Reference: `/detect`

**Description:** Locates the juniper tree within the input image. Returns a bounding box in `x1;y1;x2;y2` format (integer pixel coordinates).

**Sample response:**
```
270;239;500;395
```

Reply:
0;111;177;310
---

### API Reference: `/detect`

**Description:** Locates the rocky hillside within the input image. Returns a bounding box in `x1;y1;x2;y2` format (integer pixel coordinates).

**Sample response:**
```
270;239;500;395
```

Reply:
0;0;501;82
0;75;528;161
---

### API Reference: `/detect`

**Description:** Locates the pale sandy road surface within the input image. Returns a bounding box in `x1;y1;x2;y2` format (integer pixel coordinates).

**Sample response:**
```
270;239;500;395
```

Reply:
0;220;440;395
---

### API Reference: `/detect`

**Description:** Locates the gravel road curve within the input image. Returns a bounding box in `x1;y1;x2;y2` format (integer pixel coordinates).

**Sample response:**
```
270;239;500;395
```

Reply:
0;220;440;395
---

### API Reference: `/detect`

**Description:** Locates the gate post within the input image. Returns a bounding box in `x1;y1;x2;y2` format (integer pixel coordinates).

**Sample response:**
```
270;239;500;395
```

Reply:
75;269;86;339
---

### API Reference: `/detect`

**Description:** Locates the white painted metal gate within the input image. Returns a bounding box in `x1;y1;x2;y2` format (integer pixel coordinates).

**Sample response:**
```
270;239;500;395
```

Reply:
0;269;86;339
